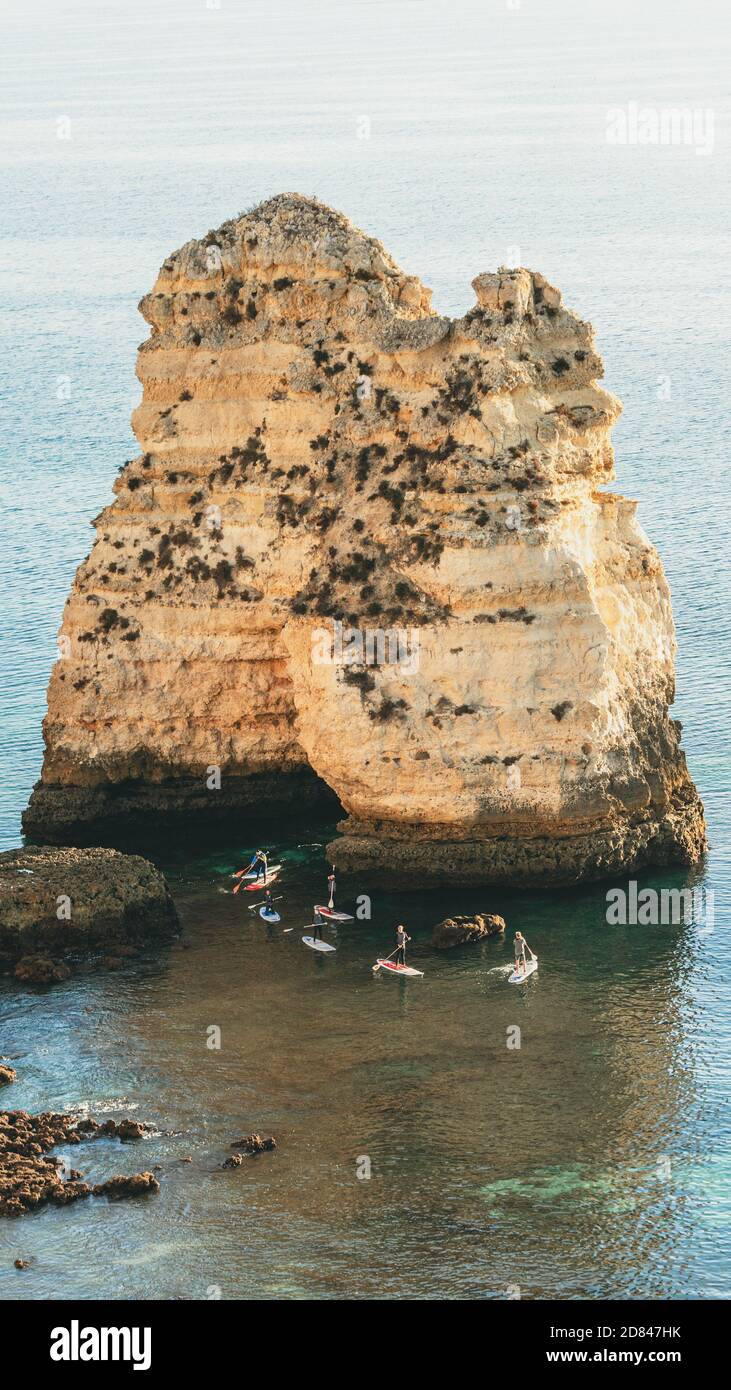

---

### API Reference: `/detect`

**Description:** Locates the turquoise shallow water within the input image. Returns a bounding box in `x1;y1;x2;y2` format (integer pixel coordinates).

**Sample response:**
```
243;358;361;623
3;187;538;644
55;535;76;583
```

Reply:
1;0;730;1299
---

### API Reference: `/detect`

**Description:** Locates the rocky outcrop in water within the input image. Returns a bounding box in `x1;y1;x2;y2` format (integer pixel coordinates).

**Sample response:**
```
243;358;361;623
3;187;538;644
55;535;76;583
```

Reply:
0;1105;159;1217
13;955;72;984
0;846;178;971
23;194;705;883
231;1133;276;1154
222;1134;276;1167
432;913;506;949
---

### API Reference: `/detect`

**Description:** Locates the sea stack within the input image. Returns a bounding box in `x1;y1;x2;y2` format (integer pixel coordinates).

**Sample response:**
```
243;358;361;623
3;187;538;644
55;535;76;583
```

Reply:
24;194;705;883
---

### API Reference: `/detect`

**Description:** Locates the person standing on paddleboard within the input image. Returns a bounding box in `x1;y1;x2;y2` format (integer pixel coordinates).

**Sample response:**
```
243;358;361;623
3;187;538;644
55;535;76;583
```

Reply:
395;924;411;966
234;850;260;880
312;907;326;943
251;849;268;883
513;931;533;973
327;867;336;908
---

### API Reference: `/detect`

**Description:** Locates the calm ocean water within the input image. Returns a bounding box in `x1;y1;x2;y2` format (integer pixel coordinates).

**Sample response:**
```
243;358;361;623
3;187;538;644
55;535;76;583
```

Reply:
0;0;729;1298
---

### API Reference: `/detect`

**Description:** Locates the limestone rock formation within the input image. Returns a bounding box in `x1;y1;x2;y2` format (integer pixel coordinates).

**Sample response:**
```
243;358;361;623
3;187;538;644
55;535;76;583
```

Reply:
0;845;178;968
24;194;705;883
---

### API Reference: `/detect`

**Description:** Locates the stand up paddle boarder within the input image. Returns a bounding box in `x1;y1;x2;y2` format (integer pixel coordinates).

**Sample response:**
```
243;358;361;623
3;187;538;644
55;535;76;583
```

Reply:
251;850;268;884
327;867;336;909
513;930;535;975
312;907;326;943
395;924;411;966
234;849;268;882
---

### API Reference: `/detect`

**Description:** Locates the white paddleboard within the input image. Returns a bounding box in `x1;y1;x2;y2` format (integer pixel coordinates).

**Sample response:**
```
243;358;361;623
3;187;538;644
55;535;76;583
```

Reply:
508;956;538;983
241;870;281;892
259;908;281;922
375;959;423;978
314;904;354;922
237;862;282;880
302;935;336;953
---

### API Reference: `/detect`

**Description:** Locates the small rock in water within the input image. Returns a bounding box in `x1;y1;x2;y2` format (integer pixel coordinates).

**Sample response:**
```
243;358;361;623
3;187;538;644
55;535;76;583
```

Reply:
0;1065;17;1087
431;913;507;950
92;1173;160;1201
230;1133;276;1154
100;956;124;971
13;955;72;984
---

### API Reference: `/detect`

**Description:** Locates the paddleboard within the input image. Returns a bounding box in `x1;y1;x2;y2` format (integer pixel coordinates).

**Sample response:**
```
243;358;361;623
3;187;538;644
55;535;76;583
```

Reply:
314;904;354;922
302;936;336;953
234;862;282;880
259;907;281;922
240;870;281;892
375;959;424;977
508;956;538;983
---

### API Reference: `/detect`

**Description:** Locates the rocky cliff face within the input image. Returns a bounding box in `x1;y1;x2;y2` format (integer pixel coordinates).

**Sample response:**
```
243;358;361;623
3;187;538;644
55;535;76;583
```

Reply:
24;194;705;882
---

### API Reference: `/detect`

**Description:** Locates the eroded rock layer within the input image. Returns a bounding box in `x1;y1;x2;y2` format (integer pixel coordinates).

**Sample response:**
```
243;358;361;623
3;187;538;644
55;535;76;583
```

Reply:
24;195;705;882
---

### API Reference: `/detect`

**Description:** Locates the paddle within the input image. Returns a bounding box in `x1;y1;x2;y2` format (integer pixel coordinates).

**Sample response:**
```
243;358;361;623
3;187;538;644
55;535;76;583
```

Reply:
232;851;272;880
372;946;401;974
232;858;259;880
247;895;283;912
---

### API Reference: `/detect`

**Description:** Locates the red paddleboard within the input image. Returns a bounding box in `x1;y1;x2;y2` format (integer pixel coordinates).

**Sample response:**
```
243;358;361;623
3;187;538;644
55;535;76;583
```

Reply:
315;904;354;921
375;959;424;978
234;870;281;894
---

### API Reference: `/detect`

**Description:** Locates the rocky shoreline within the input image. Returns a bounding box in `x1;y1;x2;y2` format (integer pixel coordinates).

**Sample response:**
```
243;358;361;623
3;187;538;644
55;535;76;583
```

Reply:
1;1064;278;1233
0;1098;160;1218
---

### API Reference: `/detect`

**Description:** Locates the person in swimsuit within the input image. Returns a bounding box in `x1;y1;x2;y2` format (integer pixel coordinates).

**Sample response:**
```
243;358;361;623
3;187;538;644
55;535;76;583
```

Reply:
327;867;336;908
395;924;411;966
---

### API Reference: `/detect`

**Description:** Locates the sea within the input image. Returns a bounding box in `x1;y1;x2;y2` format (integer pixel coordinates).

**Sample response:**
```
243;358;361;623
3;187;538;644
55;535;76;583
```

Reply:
0;0;729;1299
